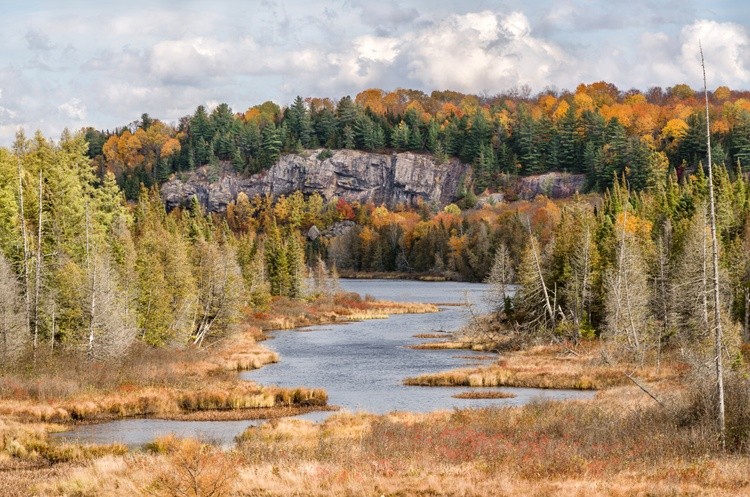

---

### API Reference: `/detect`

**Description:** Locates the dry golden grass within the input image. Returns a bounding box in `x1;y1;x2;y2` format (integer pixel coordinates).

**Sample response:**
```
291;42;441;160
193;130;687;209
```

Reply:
33;392;750;497
405;342;682;390
0;326;325;423
453;354;497;360
246;293;437;331
211;326;280;371
0;383;328;423
412;333;450;338
451;390;516;399
408;340;496;351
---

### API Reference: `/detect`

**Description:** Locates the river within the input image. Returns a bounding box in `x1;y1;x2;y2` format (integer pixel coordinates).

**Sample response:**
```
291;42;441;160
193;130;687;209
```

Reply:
56;279;593;446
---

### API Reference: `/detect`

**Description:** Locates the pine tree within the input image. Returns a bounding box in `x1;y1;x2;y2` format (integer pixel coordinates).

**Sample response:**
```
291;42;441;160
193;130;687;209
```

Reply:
265;221;290;296
392;121;410;150
259;123;283;169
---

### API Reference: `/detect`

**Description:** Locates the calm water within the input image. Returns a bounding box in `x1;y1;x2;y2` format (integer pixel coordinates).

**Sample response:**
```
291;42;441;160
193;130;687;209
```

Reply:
245;279;591;419
56;279;593;446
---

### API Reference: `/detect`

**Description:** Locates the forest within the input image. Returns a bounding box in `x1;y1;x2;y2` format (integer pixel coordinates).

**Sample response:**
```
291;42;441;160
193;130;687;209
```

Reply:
1;81;750;362
83;82;750;201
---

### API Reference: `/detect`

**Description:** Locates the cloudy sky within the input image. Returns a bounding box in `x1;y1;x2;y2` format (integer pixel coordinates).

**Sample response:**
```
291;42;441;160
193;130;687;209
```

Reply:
0;0;748;145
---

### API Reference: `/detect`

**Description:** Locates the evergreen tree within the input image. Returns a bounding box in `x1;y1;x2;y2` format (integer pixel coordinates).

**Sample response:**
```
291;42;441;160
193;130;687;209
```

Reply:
265;221;290;296
557;104;580;172
391;121;409;150
259;123;283;169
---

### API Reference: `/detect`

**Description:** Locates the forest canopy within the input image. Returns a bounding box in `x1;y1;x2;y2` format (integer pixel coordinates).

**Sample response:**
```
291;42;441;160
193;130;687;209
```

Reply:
83;82;750;200
2;81;750;367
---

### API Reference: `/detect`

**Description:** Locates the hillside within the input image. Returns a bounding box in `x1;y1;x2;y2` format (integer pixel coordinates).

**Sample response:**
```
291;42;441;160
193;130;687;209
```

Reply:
84;82;750;203
161;150;469;212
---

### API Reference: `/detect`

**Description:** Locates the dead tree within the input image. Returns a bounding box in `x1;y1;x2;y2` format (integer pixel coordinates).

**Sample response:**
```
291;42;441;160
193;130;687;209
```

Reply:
701;43;726;449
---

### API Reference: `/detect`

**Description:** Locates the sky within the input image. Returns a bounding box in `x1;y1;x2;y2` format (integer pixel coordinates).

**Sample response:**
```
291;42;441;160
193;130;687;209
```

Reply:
0;0;749;145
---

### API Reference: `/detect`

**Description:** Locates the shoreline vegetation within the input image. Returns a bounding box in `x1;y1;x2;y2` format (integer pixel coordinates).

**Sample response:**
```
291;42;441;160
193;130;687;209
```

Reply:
337;270;455;282
0;292;438;495
29;389;750;497
3;291;749;495
404;341;681;391
0;293;436;425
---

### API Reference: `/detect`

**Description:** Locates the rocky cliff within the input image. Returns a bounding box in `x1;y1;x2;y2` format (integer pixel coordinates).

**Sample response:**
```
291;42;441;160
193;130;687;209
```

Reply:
161;150;470;212
515;172;587;200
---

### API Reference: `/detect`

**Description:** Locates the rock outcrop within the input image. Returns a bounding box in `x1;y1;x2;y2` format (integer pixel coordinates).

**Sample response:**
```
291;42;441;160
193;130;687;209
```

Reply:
161;150;469;212
512;173;587;200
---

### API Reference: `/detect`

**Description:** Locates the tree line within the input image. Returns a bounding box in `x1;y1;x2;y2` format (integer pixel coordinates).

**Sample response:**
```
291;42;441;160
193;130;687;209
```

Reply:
493;166;750;362
0;131;320;362
84;82;750;200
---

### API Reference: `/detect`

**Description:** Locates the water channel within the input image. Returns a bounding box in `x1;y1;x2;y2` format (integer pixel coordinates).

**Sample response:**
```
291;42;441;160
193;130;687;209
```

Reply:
56;279;594;447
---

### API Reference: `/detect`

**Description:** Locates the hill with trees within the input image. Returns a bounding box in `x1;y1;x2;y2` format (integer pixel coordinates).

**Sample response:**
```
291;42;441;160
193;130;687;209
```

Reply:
83;82;750;203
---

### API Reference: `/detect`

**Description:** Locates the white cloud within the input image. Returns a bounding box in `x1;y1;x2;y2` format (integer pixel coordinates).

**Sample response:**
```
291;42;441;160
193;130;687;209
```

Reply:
600;19;750;90
2;2;750;147
404;11;570;93
149;38;229;84
0;106;17;119
679;20;750;86
57;98;86;121
354;36;400;63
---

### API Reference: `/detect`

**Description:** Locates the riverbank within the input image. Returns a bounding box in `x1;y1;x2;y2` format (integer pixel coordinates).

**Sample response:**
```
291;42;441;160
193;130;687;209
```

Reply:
6;280;740;496
31;389;750;496
0;291;440;495
338;270;456;281
0;293;435;424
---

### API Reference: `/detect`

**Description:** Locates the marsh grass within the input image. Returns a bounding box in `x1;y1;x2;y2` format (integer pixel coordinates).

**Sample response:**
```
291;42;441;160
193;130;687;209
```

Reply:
405;342;680;390
34;392;750;497
246;293;437;332
0;324;326;424
451;390;516;399
407;341;495;351
412;333;451;339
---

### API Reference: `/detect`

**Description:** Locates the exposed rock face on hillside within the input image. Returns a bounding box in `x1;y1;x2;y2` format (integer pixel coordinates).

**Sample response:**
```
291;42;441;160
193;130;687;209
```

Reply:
161;150;469;212
513;172;587;200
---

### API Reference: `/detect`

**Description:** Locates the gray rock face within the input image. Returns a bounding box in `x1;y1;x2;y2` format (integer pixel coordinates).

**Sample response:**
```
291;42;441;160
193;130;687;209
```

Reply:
514;173;587;200
161;150;469;212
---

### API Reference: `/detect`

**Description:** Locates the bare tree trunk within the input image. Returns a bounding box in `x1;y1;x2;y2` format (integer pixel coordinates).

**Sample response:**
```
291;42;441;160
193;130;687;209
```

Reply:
33;170;43;354
701;43;726;450
527;225;554;328
744;287;749;343
618;199;641;355
657;233;669;374
86;202;96;359
701;210;709;328
16;157;31;338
